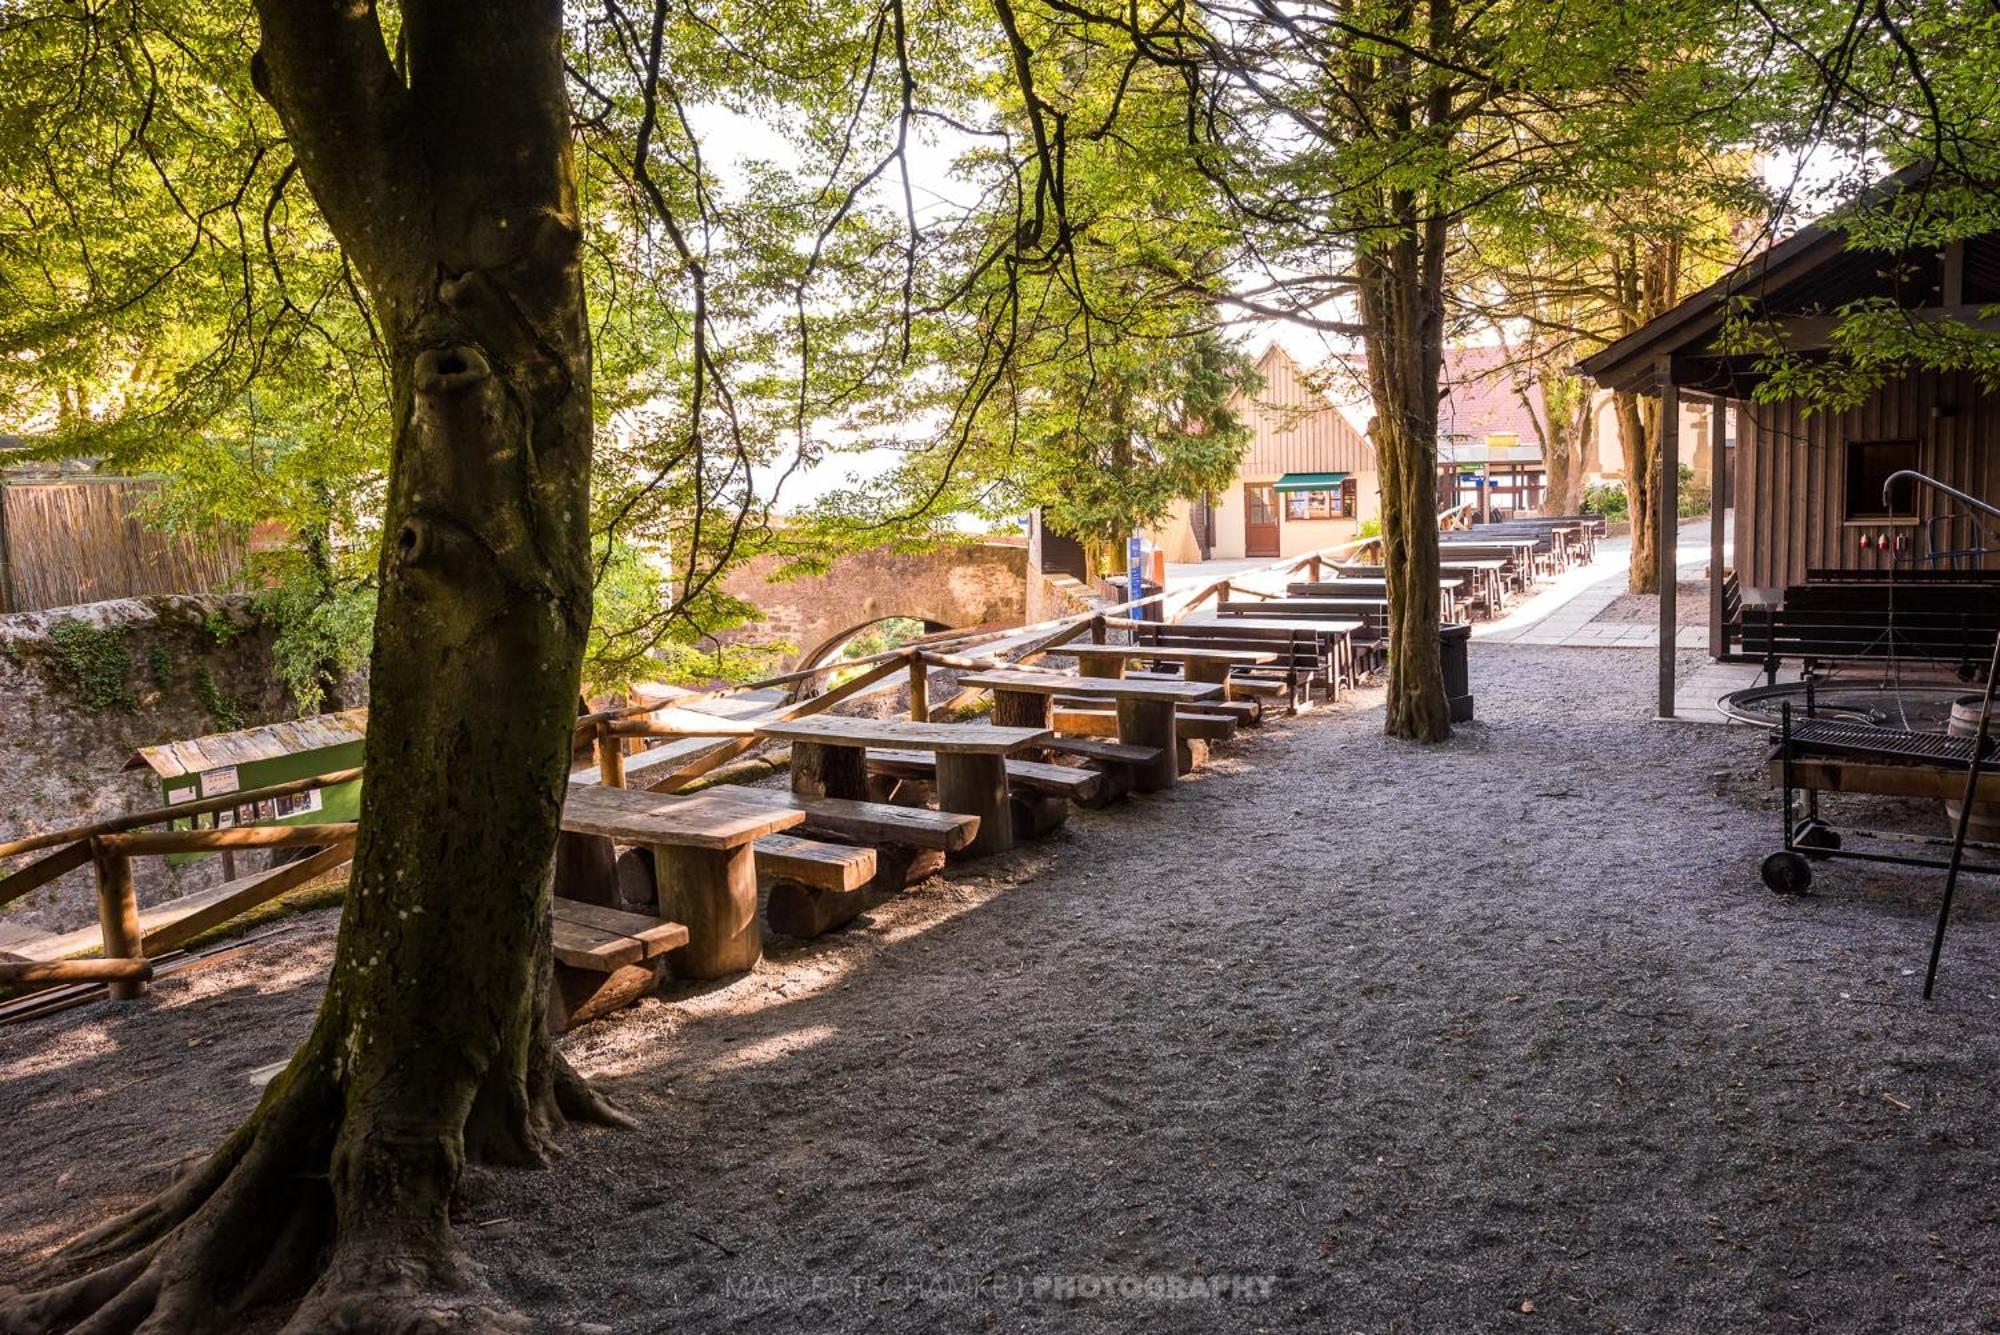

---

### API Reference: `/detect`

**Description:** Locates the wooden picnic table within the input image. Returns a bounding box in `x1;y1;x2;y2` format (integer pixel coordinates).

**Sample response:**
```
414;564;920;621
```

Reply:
1436;538;1540;586
562;784;804;980
1185;614;1369;679
957;669;1221;794
1064;643;1277;688
754;715;1051;860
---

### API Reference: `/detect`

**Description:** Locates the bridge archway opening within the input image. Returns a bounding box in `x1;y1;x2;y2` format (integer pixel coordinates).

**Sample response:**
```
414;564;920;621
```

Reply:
793;615;951;699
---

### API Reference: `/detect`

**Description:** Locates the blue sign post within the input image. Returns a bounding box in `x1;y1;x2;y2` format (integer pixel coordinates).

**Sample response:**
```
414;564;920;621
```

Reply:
1127;533;1145;619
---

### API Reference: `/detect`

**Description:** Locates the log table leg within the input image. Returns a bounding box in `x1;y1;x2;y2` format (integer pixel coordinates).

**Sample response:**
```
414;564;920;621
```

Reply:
991;688;1050;761
1078;656;1124;679
791;740;868;800
782;739;930;927
937;752;1014;859
1116;698;1180;793
654;842;761;979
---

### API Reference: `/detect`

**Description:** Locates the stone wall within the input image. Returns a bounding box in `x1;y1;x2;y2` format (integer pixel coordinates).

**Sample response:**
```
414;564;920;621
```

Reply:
0;595;348;939
717;541;1029;669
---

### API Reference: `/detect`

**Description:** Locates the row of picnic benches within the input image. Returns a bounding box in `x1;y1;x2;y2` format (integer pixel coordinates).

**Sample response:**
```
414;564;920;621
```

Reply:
544;624;1357;1027
0;613;1366;1030
1740;568;2000;683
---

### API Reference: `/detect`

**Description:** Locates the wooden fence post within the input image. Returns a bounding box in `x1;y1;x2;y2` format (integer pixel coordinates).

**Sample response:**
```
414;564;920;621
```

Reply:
90;836;145;1001
907;649;929;722
595;724;627;789
1091;614;1106;645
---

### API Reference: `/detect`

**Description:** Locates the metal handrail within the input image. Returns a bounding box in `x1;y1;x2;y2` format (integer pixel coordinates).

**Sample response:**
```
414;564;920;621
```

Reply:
1885;469;2000;523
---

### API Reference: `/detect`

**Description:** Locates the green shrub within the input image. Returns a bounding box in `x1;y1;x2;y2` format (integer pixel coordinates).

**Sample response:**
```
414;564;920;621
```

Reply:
1580;481;1629;522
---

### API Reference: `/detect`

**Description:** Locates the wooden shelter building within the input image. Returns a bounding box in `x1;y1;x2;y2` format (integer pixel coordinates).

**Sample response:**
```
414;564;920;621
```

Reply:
1578;166;2000;716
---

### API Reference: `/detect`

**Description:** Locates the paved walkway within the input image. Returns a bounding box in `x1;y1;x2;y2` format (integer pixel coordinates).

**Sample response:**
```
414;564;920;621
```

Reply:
1476;518;1713;651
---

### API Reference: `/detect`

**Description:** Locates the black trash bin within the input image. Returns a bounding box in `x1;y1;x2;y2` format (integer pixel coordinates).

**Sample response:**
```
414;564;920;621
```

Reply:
1439;623;1474;723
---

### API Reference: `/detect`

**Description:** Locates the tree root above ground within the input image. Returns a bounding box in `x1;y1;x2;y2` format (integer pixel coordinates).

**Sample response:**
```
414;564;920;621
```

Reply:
0;1035;624;1335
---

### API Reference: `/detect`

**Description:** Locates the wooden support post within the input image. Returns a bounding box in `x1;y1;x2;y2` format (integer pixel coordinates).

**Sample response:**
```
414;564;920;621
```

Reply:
1117;699;1180;793
907;651;929;722
937;753;1013;859
654;843;760;979
1708;396;1728;661
596;724;627;789
1077;655;1124;680
1090;614;1107;645
1658;358;1680;718
1309;555;1323;582
90;838;145;1000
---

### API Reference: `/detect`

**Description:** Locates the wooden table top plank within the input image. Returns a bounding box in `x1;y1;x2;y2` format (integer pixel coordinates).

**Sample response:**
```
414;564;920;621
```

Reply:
1181;616;1365;635
722;787;980;851
754;715;1052;755
1064;644;1278;666
562;783;805;849
958;669;1222;702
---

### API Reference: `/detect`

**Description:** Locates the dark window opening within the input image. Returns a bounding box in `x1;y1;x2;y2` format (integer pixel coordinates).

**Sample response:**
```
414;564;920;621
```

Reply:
1844;440;1919;519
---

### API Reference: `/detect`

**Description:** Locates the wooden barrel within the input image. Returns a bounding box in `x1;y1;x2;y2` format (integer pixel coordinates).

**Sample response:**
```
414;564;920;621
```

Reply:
1944;697;2000;844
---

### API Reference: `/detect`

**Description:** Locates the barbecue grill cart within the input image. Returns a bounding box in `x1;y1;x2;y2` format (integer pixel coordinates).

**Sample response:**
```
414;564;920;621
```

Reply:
1762;470;2000;996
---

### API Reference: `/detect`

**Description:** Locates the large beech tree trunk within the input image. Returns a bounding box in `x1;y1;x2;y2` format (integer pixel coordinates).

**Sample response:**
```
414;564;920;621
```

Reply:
1621;389;1661;594
1356;211;1452;744
0;4;622;1331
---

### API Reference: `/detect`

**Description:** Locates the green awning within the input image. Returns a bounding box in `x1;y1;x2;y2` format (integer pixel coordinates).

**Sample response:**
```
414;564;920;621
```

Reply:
1274;471;1350;493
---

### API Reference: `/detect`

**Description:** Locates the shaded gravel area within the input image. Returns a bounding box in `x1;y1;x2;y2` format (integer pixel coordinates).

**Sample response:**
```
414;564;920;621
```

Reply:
6;645;2000;1333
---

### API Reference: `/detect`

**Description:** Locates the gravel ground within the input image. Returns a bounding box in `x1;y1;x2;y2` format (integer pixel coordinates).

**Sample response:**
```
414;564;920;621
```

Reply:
6;645;2000;1333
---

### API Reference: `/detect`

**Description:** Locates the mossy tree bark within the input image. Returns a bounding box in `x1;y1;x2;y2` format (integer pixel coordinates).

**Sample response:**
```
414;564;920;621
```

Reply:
0;3;624;1331
1355;210;1452;744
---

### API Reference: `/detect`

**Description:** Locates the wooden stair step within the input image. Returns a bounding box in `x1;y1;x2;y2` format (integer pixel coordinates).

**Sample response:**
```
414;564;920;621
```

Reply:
865;748;1104;803
552;897;689;973
754;833;877;892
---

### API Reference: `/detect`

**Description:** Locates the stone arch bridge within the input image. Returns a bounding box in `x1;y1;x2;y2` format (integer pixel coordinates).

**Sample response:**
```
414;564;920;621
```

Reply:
716;541;1029;672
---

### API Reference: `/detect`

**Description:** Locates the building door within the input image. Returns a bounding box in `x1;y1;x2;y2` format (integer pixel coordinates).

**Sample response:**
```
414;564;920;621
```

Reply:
1244;483;1279;557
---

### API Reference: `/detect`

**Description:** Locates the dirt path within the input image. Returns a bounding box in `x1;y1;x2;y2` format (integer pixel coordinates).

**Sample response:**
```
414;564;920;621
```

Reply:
5;646;2000;1332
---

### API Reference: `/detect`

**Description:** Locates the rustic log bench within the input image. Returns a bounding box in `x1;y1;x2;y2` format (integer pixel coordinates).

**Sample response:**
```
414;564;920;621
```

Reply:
549;897;690;1032
956;669;1222;793
717;787;981;936
562;784;805;980
864;748;1101;833
754;715;1052;861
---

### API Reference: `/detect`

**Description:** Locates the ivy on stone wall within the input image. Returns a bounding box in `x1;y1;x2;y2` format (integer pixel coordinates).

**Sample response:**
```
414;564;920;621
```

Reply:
44;619;137;712
194;665;246;731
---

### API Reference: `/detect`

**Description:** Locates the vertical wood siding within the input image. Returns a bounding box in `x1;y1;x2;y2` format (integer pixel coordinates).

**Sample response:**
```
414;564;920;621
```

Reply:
1240;348;1378;477
1736;370;2000;587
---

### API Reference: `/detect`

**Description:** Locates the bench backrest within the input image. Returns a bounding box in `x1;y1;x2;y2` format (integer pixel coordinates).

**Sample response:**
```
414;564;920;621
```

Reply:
1741;606;2000;668
1216;600;1390;636
1138;623;1327;673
